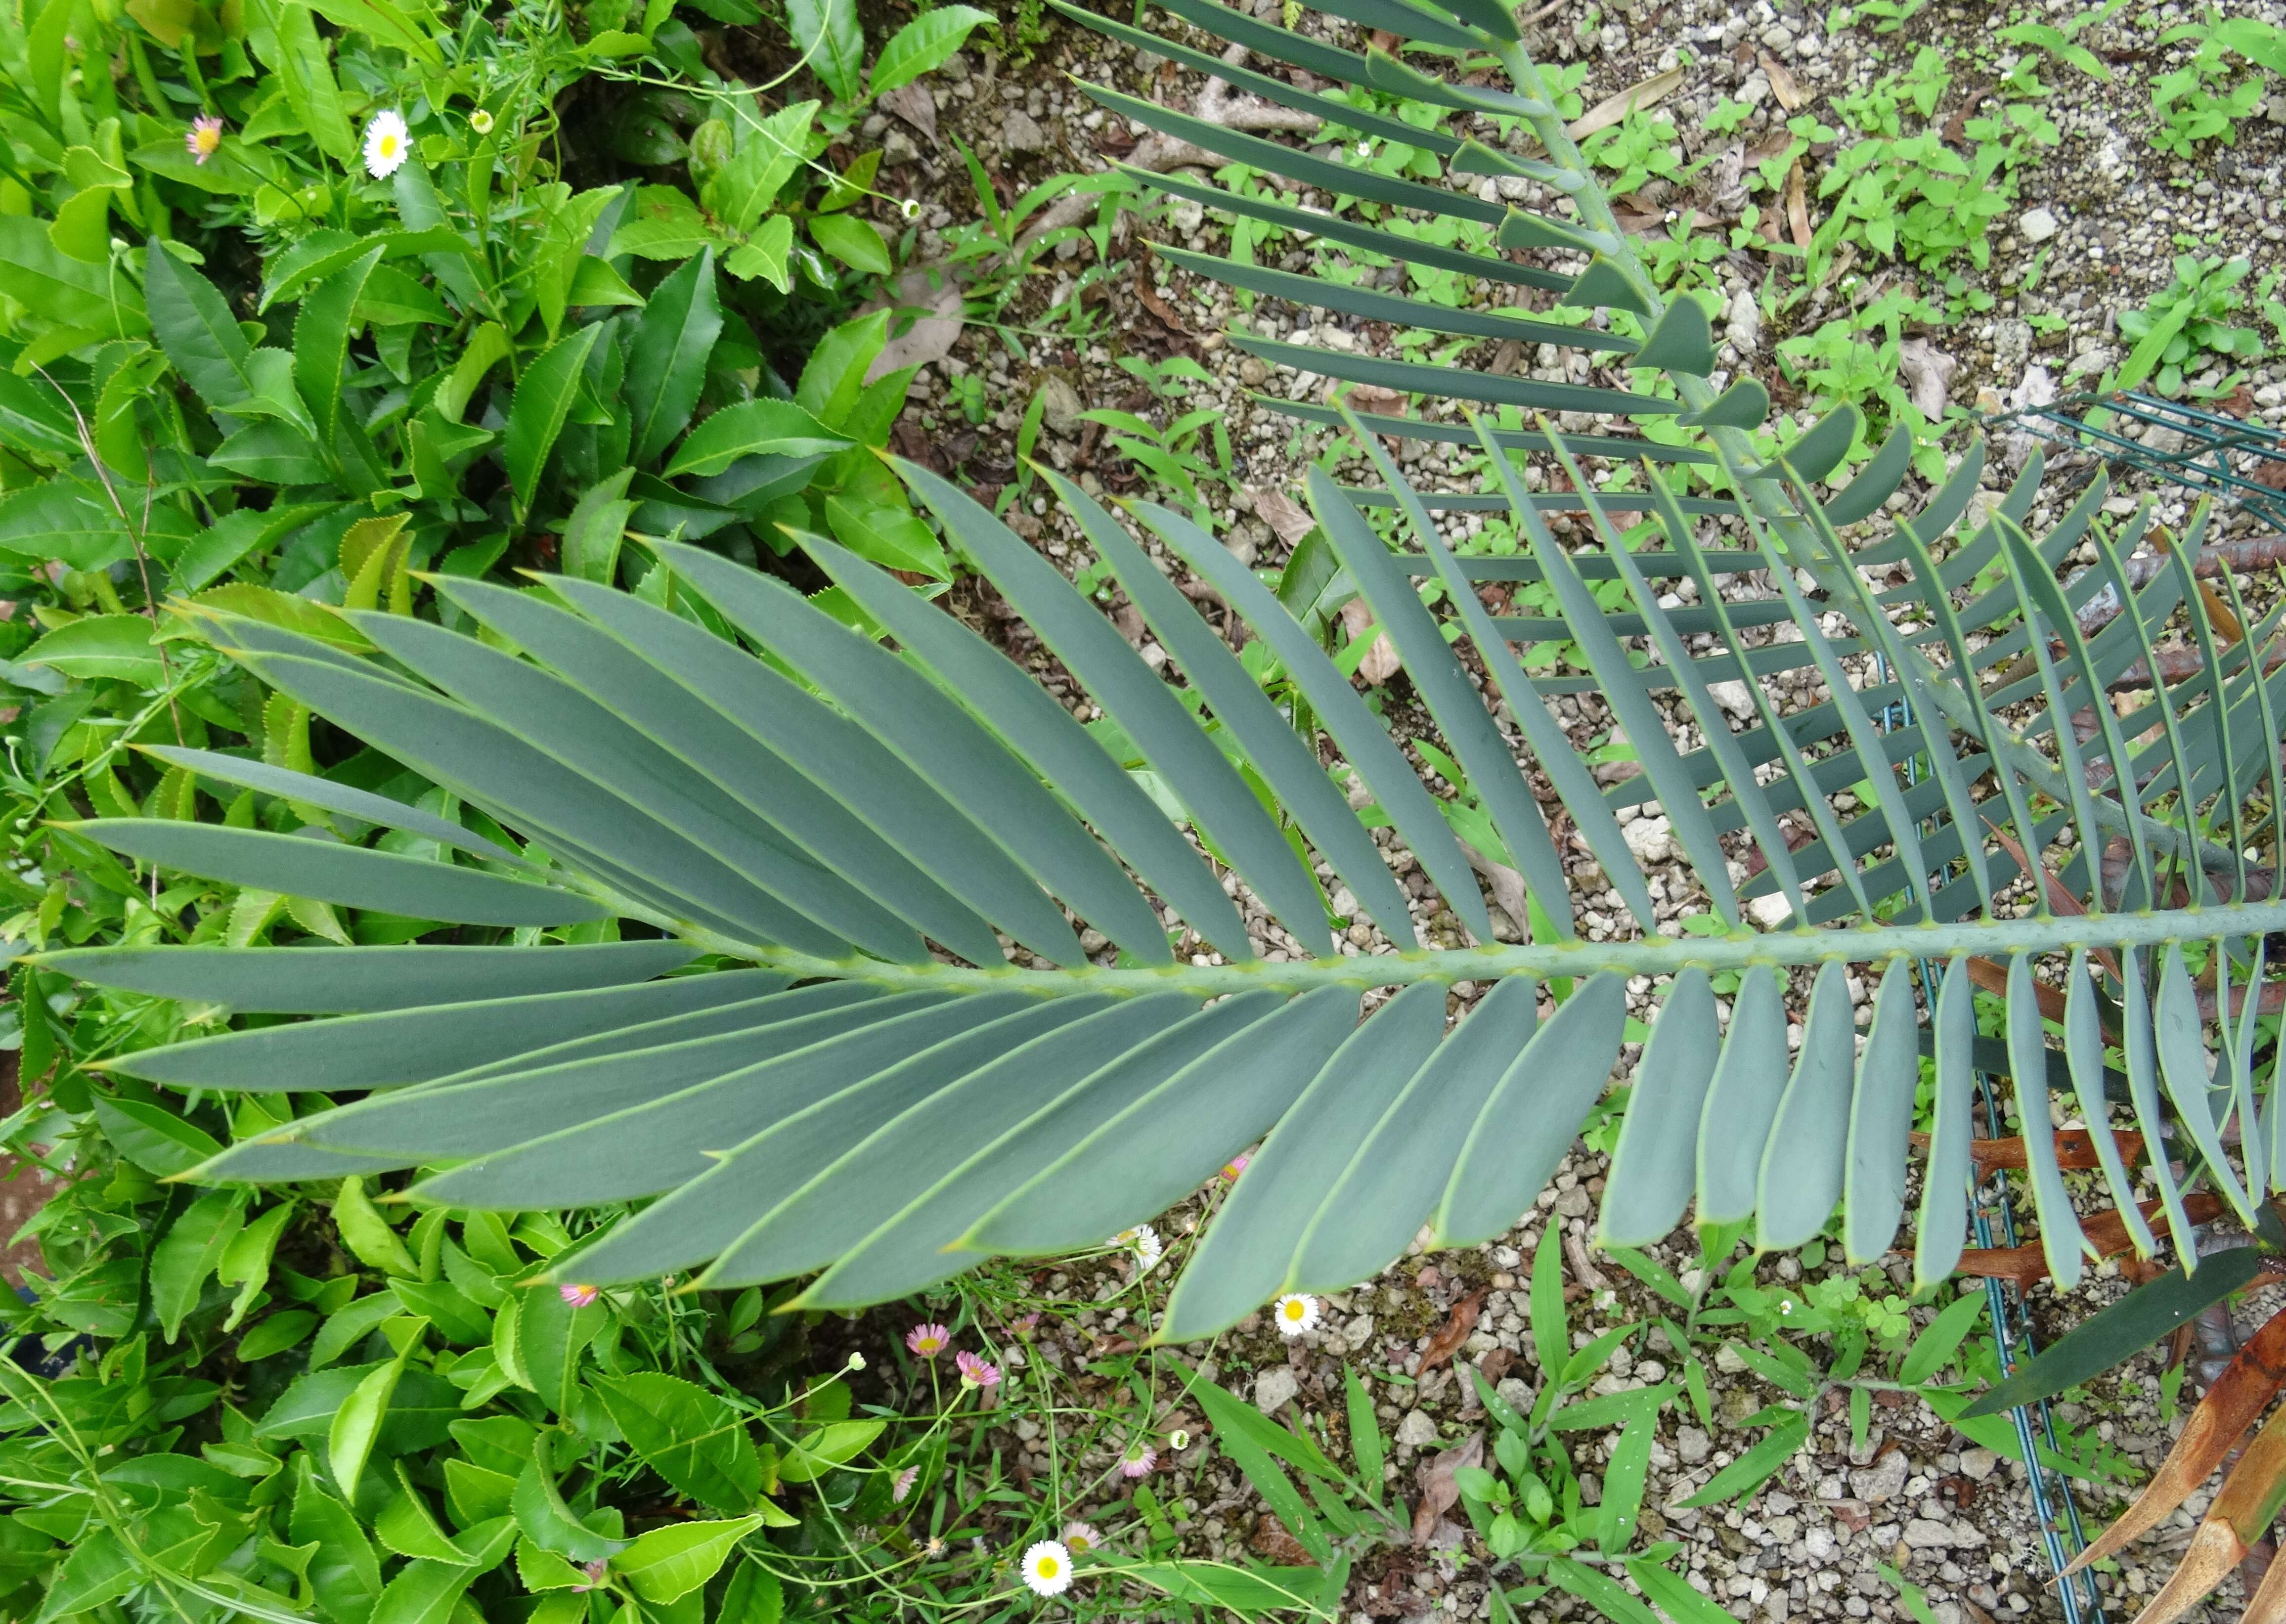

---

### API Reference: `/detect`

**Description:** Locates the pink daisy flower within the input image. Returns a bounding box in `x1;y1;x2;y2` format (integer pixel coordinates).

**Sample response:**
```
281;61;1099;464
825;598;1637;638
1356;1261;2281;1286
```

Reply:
185;115;223;166
892;1464;920;1502
907;1322;950;1358
1118;1439;1157;1477
559;1282;599;1308
1222;1153;1251;1181
955;1350;1001;1389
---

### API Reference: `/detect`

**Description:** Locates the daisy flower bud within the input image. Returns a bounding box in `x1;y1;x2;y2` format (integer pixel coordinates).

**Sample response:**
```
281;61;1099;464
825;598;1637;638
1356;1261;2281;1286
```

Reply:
469;108;494;134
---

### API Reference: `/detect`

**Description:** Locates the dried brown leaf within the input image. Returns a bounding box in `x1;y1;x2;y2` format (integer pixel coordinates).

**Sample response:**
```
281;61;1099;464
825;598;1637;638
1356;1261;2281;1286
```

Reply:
2154;526;2248;647
1906;1127;2154;1180
1134;262;1187;334
1896;337;1955;419
1340;598;1401;685
1411;1430;1483;1546
1566;67;1686;140
2206;1391;2286;1545
1329;382;1408;417
1249;1513;1318;1567
1757;50;1805;112
878;81;937;142
1957;1193;2218;1291
1418;1288;1488;1375
864;269;966;384
2135;1521;2253;1624
1564;1230;1609;1293
1250;485;1317;547
1784;159;1812;252
2246;1532;2286;1624
1941;84;1991;144
2069;1306;2286;1574
1962;956;2066;1024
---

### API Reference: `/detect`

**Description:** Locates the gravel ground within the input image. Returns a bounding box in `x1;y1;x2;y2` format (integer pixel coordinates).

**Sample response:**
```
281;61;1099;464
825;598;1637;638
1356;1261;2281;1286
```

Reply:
851;0;2286;1617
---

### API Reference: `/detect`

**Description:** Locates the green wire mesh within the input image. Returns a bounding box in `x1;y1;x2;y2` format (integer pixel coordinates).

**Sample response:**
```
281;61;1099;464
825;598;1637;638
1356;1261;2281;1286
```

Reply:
1988;389;2286;532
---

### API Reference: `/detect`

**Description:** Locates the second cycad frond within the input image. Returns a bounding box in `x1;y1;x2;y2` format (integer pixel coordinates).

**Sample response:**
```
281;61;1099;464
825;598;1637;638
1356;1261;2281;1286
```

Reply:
45;0;2286;1336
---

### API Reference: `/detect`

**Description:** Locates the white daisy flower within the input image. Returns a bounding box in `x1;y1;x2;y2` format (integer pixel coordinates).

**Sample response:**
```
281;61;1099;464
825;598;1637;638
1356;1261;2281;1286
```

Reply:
1020;1539;1074;1597
1272;1292;1320;1337
1111;1224;1163;1272
362;109;410;178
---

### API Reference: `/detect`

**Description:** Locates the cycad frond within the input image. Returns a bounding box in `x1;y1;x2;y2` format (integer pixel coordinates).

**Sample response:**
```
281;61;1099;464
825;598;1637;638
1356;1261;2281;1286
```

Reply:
42;0;2286;1336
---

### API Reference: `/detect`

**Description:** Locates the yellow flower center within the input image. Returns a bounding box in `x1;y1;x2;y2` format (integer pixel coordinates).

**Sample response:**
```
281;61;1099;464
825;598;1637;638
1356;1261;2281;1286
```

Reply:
1037;1558;1059;1577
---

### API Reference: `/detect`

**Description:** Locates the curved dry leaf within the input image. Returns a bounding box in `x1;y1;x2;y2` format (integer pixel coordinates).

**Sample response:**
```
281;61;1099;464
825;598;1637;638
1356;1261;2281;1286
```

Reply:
879;81;937;142
2068;1306;2286;1573
1419;1288;1488;1375
1567;68;1686;140
2206;1397;2286;1546
1250;485;1318;548
863;269;966;384
1784;159;1812;252
1411;1429;1483;1546
1961;1193;2217;1293
1340;598;1401;685
1905;1127;2150;1180
2244;1533;2286;1624
1757;50;1805;113
1963;955;2066;1024
2132;1520;2253;1624
1897;338;1956;421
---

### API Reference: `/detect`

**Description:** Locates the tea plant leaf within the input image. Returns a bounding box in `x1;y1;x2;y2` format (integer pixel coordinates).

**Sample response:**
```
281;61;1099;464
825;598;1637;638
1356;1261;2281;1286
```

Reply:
505;324;605;519
593;1372;763;1514
785;0;861;101
626;249;723;464
870;4;991;95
